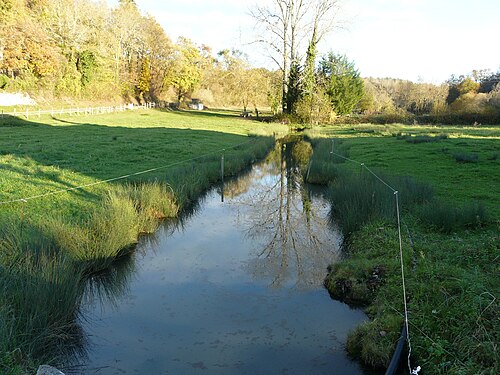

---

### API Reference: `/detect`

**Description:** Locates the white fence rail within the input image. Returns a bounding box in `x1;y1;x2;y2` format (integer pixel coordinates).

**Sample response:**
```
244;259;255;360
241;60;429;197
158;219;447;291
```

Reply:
0;102;155;119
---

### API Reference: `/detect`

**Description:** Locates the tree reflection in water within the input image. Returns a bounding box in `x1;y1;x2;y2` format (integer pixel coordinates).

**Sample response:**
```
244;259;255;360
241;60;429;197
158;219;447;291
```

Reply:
226;137;342;289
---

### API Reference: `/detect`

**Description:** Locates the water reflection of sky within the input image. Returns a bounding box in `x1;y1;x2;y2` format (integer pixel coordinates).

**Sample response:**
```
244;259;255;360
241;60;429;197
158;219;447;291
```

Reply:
77;145;377;375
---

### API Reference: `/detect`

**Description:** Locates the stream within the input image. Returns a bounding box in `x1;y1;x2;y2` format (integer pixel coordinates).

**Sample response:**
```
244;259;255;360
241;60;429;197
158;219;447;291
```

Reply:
75;139;377;375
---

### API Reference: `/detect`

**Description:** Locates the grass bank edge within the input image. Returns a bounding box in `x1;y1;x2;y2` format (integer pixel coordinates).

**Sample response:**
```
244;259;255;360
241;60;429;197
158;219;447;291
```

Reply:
306;136;498;374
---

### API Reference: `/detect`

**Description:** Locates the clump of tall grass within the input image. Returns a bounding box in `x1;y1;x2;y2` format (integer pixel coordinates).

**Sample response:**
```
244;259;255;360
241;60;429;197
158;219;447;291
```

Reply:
453;152;479;163
416;201;488;232
44;181;179;272
306;138;350;184
113;182;179;233
0;224;84;370
327;169;434;236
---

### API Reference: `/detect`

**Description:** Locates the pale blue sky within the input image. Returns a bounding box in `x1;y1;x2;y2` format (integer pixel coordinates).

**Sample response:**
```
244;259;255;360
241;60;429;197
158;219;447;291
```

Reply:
108;0;500;83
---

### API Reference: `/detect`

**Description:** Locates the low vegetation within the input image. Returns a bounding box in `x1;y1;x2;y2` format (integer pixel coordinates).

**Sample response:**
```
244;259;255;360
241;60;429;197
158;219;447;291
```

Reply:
0;109;285;372
305;126;498;374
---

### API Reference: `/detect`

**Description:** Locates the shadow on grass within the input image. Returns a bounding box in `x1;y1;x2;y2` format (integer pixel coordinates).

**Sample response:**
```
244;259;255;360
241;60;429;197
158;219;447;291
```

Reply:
156;107;244;119
0;114;270;199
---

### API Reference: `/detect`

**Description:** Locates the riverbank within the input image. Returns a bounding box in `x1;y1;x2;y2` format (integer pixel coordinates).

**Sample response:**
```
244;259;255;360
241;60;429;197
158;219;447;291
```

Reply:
305;124;499;374
0;109;287;373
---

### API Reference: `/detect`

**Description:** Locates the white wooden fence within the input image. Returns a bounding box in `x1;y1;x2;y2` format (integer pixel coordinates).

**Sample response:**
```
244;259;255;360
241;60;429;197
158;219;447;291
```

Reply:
0;102;155;119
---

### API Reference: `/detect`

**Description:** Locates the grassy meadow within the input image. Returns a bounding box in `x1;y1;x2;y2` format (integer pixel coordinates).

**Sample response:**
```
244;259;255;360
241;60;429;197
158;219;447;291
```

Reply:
305;124;499;374
0;108;286;372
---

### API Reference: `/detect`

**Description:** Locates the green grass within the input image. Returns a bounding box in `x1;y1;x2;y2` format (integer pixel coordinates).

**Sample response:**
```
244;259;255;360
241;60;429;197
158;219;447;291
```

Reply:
305;126;499;374
306;124;500;218
0;109;286;372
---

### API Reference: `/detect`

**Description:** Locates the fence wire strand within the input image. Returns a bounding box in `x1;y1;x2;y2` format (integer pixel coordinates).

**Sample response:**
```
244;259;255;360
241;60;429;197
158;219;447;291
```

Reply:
0;137;257;206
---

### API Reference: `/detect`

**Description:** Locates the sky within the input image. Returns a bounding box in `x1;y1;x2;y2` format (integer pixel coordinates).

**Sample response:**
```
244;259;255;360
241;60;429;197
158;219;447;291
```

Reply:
108;0;500;83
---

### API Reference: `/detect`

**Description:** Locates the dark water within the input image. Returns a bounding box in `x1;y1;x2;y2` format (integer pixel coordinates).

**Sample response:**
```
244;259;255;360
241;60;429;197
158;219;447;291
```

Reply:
76;141;376;375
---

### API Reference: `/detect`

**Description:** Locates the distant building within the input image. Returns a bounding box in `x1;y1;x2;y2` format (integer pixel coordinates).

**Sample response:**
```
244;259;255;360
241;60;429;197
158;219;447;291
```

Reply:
189;98;204;110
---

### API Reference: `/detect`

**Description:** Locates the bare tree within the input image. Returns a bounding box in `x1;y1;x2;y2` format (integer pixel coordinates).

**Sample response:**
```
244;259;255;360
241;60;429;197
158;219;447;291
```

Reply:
251;0;342;114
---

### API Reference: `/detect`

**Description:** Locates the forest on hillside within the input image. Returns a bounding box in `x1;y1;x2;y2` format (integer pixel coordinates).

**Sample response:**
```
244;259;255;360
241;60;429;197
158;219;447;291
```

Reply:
0;0;499;122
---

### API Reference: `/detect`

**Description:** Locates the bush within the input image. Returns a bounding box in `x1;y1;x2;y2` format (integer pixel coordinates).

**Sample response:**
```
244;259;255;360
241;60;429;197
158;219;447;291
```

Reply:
294;89;333;125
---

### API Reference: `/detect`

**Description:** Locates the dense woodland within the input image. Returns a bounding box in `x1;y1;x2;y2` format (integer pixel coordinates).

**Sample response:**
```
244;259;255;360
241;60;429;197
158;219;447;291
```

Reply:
0;0;499;122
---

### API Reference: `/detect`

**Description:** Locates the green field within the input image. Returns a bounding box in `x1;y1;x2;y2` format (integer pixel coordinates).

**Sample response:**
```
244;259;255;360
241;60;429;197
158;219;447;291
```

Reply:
306;124;499;374
307;124;500;217
0;109;285;218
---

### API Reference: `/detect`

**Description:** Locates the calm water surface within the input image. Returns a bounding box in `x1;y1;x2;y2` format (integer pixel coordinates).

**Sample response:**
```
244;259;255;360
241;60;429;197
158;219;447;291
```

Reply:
77;141;376;375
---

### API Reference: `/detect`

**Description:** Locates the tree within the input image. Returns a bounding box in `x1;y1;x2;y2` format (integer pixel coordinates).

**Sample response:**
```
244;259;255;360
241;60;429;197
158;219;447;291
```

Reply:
457;77;480;96
251;0;341;114
137;56;151;99
479;71;500;93
136;15;174;99
302;0;341;97
0;17;61;79
165;37;203;105
358;79;396;114
318;53;364;115
76;50;97;87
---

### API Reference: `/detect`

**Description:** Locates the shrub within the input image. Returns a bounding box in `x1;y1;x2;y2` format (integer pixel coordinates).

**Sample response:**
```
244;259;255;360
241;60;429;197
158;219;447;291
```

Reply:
294;90;333;125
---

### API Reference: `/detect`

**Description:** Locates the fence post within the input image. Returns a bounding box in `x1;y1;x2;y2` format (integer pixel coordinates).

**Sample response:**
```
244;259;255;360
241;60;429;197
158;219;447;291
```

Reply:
26;108;29;119
221;150;225;203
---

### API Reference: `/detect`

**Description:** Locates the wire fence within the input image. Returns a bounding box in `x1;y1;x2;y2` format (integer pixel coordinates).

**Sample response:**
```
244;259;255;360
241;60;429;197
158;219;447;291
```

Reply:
0;137;257;206
0;102;155;120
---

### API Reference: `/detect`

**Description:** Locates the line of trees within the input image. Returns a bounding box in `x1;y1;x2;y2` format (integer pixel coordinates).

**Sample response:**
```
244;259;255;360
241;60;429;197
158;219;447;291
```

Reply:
1;0;498;122
359;69;500;119
0;0;278;111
